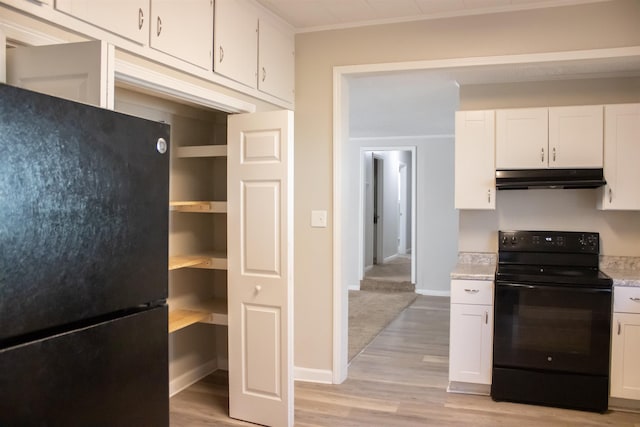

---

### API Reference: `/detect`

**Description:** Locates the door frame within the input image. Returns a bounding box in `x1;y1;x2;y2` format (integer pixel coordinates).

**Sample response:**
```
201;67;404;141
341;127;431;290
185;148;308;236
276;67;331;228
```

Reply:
398;160;409;255
1;28;6;83
359;147;416;286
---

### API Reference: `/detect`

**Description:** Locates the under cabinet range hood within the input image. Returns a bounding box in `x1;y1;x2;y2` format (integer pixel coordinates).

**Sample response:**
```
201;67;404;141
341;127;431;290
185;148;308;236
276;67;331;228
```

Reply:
495;168;606;190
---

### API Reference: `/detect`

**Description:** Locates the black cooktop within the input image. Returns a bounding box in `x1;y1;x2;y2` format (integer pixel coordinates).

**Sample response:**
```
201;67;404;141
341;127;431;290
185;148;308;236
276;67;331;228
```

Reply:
495;264;613;288
496;230;613;289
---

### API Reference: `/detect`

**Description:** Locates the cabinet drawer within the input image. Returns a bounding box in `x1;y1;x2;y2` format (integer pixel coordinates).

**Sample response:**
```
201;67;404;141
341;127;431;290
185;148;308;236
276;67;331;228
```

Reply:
614;287;640;314
451;280;493;305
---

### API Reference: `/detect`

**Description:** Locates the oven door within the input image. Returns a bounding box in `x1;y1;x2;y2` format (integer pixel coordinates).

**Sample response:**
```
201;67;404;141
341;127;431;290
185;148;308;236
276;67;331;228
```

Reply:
494;282;611;376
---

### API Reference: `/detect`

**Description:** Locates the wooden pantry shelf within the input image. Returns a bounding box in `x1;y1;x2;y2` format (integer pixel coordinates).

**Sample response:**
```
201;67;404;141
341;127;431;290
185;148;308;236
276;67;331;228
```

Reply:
176;145;227;158
168;252;227;271
170;201;227;213
168;255;208;270
168;298;228;333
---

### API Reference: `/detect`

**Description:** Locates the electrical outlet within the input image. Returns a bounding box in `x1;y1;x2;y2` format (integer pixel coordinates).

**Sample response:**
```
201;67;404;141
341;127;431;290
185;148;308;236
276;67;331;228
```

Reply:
311;210;327;228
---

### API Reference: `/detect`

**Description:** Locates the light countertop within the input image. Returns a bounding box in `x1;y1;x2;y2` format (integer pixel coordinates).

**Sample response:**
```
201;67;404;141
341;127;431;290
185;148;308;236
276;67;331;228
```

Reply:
450;254;640;287
450;252;496;281
601;256;640;287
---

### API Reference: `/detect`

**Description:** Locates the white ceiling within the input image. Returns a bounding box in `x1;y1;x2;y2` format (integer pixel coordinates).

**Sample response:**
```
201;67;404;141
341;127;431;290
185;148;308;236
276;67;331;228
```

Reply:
256;0;609;32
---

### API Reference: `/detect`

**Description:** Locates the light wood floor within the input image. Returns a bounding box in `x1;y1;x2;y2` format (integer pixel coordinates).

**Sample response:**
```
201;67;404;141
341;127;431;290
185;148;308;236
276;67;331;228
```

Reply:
170;296;640;426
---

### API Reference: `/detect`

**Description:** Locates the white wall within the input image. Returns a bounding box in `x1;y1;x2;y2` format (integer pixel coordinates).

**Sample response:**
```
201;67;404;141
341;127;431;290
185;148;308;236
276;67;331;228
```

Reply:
460;189;640;255
398;150;412;254
347;138;458;294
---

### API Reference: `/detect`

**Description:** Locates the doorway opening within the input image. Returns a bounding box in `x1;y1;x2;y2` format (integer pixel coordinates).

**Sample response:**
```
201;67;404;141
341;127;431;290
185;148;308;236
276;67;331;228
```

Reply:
360;150;414;293
333;69;460;382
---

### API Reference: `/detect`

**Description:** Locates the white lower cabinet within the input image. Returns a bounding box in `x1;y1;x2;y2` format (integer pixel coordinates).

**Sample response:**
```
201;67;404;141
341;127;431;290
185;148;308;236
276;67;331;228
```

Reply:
449;279;494;386
611;287;640;400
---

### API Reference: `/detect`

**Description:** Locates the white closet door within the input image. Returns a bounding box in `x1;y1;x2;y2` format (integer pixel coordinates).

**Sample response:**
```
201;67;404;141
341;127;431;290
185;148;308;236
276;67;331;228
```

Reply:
6;40;114;109
227;110;294;427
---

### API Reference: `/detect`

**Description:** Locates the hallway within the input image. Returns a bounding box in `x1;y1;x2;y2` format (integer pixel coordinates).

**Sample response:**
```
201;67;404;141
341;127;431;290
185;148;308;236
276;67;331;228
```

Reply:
360;255;413;292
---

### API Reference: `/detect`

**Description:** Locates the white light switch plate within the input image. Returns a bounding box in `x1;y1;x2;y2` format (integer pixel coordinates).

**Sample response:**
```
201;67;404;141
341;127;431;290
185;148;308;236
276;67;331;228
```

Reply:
311;210;327;228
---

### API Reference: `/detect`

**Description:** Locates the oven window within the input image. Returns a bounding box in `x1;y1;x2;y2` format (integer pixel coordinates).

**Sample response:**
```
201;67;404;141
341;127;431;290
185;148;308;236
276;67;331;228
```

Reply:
514;304;592;355
493;283;612;375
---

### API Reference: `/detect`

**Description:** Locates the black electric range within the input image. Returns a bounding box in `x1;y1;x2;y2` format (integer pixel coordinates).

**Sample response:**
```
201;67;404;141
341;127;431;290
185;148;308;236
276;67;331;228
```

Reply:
492;230;613;413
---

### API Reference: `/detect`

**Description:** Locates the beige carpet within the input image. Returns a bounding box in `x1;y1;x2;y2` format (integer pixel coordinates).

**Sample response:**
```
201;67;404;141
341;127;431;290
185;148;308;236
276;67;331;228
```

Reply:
360;255;415;292
348;290;417;361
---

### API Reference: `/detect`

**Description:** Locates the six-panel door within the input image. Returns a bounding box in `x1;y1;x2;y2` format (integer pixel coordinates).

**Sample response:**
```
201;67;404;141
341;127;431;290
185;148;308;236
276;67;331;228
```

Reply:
227;110;294;427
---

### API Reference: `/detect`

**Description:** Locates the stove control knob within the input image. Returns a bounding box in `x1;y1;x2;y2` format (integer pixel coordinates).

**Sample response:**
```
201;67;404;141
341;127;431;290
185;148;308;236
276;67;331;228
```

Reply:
511;236;517;245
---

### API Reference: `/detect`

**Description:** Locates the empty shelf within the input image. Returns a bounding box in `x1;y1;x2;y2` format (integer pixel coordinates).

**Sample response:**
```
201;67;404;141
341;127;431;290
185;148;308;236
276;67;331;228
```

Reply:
168;298;228;333
170;201;227;213
168;252;227;271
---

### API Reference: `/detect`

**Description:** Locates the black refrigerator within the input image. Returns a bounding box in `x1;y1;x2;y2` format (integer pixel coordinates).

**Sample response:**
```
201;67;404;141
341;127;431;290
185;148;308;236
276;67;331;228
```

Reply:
0;84;169;426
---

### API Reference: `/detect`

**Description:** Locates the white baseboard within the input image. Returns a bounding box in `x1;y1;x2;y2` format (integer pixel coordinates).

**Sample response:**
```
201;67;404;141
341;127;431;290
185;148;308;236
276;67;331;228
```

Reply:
294;366;333;384
447;381;490;396
609;397;640;413
169;359;218;397
416;289;451;297
348;284;361;291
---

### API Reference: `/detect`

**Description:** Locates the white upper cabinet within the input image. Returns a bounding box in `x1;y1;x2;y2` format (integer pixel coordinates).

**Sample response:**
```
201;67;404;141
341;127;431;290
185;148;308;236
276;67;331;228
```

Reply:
258;16;294;102
214;0;258;88
55;0;149;45
598;104;640;210
454;110;495;210
496;108;548;169
496;106;604;169
150;0;214;70
548;105;603;168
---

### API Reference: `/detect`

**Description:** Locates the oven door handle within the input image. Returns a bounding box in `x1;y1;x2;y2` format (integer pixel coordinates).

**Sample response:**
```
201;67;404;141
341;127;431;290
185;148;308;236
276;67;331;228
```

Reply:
495;282;611;294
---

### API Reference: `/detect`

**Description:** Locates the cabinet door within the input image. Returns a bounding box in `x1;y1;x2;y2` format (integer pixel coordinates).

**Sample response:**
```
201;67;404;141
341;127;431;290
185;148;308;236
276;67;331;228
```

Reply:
214;0;258;88
611;312;640;399
549;105;603;168
227;110;294;427
599;104;640;210
454;111;495;209
496;108;548;169
55;0;148;45
6;40;114;109
449;303;493;384
150;0;214;70
258;16;294;102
